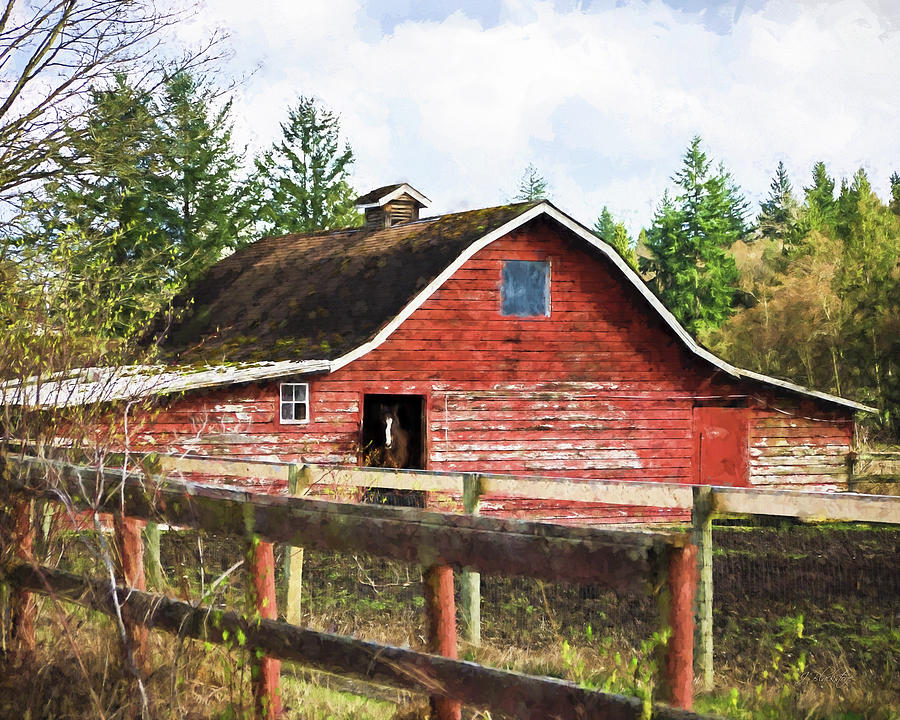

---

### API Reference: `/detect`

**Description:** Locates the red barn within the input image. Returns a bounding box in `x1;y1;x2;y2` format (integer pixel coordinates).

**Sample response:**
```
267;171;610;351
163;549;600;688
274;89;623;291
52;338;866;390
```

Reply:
26;184;873;522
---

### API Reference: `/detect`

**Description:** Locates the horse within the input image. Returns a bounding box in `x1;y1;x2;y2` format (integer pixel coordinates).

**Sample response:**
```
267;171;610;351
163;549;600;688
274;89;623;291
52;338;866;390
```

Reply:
381;405;409;469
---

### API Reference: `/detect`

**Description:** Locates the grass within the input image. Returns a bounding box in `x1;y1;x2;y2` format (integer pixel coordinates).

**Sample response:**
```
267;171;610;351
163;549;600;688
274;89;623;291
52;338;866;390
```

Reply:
278;675;399;720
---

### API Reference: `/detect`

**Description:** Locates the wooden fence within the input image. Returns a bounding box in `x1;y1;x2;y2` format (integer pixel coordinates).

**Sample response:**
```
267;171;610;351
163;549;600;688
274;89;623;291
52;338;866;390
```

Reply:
158;453;900;693
0;454;708;720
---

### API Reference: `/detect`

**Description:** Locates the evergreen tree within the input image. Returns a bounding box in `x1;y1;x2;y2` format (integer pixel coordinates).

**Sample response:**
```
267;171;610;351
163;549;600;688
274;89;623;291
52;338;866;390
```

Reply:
593;206;637;269
640;136;748;336
889;171;900;216
757;160;799;245
22;73;247;324
593;206;616;240
250;96;358;235
712;165;900;439
25;75;166;266
514;164;548;202
152;72;247;282
834;169;900;404
802;161;837;230
609;223;638;271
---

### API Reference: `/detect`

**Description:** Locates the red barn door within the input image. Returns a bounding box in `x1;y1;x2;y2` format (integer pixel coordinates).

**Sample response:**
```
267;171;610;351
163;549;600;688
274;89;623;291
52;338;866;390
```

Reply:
692;407;749;486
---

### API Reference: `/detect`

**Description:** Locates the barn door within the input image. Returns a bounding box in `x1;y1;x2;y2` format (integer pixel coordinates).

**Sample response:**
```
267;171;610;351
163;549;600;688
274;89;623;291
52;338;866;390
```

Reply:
361;394;426;507
692;407;749;486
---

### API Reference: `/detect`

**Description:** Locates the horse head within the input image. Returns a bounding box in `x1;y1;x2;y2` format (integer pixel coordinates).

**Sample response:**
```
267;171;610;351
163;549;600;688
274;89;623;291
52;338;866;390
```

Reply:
381;405;409;468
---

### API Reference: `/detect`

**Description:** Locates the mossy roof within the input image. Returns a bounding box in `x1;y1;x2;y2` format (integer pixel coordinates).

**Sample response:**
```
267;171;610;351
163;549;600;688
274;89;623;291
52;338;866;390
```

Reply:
159;202;539;363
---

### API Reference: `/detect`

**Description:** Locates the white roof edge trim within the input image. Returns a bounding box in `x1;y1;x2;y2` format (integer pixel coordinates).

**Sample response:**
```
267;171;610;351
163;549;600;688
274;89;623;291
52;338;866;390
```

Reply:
330;201;874;414
355;184;431;210
2;359;332;408
734;368;877;413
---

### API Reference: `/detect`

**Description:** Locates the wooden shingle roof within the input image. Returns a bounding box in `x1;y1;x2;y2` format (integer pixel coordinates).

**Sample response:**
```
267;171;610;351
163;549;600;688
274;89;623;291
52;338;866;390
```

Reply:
160;202;539;363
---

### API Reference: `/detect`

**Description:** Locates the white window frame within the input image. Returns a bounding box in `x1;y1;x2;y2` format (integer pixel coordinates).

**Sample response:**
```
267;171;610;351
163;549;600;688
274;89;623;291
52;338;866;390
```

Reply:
279;382;310;425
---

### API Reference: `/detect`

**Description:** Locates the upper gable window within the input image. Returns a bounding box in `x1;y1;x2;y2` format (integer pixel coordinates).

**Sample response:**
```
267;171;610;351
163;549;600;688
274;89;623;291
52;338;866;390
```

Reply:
501;260;550;317
280;383;309;424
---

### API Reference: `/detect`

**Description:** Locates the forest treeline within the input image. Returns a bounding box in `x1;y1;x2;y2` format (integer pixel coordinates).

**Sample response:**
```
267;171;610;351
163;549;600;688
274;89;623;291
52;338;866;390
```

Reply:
1;13;897;439
637;140;898;442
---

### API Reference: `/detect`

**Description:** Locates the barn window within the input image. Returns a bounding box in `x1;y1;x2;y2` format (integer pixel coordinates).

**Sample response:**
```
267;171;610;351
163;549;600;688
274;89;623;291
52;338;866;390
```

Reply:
279;383;309;424
501;260;550;317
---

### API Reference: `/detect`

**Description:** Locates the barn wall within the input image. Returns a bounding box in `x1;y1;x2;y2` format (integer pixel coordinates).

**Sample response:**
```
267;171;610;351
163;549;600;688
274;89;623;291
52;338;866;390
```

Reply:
137;222;856;519
748;400;854;492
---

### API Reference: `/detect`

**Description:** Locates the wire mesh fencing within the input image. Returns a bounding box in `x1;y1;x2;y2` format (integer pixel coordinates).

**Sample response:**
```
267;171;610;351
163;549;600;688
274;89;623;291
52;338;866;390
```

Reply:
710;520;899;712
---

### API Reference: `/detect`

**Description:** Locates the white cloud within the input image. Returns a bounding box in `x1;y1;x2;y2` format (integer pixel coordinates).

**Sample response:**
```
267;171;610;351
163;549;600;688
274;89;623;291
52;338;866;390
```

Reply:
179;0;900;233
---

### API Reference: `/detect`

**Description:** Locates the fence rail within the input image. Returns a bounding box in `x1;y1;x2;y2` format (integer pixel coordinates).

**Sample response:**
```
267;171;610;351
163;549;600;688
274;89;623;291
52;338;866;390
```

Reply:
157;452;900;523
5;563;703;720
6;450;899;715
1;454;704;720
152;451;900;694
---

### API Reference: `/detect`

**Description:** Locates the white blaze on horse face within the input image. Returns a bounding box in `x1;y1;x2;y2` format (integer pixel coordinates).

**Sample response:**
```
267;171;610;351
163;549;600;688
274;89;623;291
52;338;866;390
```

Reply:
385;416;393;448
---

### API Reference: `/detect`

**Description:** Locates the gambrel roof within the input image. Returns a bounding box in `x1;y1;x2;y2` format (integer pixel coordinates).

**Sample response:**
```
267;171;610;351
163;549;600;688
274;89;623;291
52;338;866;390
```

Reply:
5;200;874;411
150;199;872;413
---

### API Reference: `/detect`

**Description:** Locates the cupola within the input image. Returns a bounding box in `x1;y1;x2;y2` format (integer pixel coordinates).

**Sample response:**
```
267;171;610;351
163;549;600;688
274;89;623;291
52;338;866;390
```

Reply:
355;183;431;230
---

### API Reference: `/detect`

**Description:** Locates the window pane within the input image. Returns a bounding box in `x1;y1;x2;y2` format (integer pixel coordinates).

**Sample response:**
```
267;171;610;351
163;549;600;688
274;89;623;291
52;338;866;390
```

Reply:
501;260;549;316
295;384;307;402
281;384;292;400
281;402;293;421
295;401;307;421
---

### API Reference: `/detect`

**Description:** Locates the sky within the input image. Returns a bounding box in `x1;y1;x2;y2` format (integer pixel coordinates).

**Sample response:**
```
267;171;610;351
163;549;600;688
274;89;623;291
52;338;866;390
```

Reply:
176;0;900;235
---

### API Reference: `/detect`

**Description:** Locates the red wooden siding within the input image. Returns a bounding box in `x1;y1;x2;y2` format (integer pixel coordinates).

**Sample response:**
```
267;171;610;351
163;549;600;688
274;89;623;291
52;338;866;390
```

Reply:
133;222;855;518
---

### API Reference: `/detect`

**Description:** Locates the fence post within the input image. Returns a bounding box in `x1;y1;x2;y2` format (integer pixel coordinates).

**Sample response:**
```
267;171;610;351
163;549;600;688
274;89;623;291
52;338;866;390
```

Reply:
284;464;309;626
459;473;482;646
657;541;698;710
143;521;163;589
113;513;149;673
3;495;36;660
691;485;714;691
423;563;461;720
249;537;281;720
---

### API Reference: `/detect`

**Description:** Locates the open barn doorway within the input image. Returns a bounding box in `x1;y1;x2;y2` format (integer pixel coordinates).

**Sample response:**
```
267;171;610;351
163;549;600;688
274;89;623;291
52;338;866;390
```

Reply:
361;394;426;507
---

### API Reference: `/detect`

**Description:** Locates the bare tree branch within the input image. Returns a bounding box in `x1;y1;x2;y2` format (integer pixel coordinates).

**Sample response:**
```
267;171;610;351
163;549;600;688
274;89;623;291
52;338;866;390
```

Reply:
0;0;227;226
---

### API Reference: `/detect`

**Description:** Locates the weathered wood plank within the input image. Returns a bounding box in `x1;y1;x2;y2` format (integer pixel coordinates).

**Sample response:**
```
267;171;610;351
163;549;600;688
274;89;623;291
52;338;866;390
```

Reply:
459;473;483;646
2;496;36;659
690;487;713;692
284;465;309;627
480;475;693;509
11;457;678;588
657;544;697;710
424;563;461;720
157;454;291;481
853;452;900;478
711;487;900;524
306;466;695;509
112;514;149;673
248;539;281;720
5;564;710;720
315;466;464;494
